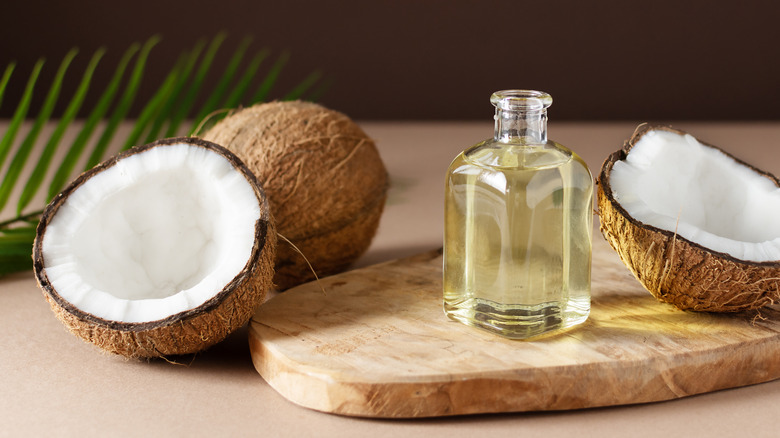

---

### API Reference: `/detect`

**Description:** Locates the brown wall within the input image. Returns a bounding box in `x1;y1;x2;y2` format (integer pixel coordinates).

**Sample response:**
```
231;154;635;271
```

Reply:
1;0;779;121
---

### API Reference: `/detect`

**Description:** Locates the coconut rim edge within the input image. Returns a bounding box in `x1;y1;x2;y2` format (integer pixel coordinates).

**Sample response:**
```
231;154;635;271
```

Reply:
598;123;780;269
597;124;780;311
32;136;276;345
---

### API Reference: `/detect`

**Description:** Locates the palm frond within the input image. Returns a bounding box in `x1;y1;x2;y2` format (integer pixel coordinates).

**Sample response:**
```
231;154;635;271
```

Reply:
17;49;105;214
0;34;326;276
165;32;226;137
0;63;17;109
84;36;160;169
0;50;78;212
252;51;289;103
283;70;322;101
221;50;269;111
46;43;140;200
190;35;253;131
0;59;44;171
143;41;205;144
0;224;37;275
122;55;185;151
304;75;333;103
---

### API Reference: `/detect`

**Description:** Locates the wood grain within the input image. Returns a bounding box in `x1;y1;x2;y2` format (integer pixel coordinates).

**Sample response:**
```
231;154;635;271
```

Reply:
248;236;780;418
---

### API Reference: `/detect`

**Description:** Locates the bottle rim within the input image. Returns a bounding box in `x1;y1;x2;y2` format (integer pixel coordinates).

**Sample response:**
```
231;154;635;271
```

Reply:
490;90;552;111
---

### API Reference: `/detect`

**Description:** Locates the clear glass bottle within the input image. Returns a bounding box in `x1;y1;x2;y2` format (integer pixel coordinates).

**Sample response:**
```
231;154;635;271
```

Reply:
443;90;593;339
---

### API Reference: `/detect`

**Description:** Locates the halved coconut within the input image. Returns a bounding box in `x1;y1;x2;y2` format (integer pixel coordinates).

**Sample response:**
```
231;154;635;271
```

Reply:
598;124;780;312
33;137;276;358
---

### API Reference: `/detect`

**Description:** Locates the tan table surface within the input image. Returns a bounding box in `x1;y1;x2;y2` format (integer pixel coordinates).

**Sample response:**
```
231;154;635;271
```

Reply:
2;121;780;437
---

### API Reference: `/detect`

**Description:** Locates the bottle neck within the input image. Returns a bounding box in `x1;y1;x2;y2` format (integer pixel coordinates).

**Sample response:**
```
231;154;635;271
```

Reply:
494;108;548;144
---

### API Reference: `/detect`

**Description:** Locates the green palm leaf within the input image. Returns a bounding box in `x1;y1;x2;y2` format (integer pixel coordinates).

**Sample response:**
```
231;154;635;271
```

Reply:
0;59;44;171
0;50;78;213
0;34;325;276
221;50;269;111
283;70;322;101
189;36;253;132
0;63;17;109
252;51;289;103
165;32;226;137
46;43;140;200
122;55;186;151
17;49;106;214
84;36;160;169
143;41;205;143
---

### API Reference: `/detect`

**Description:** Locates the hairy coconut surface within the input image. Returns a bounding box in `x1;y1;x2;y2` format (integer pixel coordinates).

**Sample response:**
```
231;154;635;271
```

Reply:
33;138;276;358
598;124;780;312
203;101;388;290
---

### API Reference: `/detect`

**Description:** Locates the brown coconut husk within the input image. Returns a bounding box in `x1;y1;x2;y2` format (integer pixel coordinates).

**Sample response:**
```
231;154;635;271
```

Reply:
598;124;780;312
33;138;277;358
203;101;388;290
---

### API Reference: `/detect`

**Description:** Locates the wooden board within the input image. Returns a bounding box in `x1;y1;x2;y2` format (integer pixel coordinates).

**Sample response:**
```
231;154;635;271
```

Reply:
248;236;780;418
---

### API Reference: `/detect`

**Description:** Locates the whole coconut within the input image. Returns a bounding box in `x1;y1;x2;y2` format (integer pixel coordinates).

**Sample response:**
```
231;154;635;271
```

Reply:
203;101;388;289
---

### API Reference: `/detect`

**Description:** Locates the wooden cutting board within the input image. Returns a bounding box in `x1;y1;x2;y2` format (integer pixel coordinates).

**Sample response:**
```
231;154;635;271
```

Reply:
248;236;780;418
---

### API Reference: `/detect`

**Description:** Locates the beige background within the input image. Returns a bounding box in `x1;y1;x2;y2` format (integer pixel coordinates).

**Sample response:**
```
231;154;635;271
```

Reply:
2;121;780;437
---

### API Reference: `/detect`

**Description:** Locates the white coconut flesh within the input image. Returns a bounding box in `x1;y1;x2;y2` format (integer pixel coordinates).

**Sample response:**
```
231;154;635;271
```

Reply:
41;143;261;323
610;130;780;262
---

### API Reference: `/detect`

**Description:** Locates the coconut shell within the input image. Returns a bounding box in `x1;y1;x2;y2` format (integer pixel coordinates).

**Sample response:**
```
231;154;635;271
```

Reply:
203;101;388;290
33;138;277;358
598;124;780;312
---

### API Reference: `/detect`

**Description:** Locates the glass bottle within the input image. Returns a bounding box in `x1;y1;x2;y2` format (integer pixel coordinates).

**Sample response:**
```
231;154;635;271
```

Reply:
443;90;593;339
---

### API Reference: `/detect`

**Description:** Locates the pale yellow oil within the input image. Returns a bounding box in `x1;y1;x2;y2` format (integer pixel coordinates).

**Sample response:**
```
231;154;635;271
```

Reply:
443;140;593;339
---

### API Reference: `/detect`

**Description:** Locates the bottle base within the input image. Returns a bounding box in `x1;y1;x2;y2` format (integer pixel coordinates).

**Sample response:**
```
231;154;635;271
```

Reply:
444;297;589;340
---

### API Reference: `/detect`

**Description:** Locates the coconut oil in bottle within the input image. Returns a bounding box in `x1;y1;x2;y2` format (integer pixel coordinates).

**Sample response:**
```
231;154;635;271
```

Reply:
443;90;593;339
